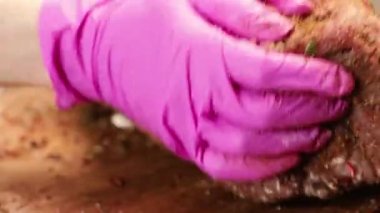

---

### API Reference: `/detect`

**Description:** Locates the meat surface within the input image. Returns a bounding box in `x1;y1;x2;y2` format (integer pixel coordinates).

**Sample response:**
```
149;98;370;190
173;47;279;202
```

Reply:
224;0;380;203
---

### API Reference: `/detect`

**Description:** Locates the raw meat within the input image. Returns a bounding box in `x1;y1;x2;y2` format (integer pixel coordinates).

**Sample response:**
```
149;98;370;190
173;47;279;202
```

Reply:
224;0;380;203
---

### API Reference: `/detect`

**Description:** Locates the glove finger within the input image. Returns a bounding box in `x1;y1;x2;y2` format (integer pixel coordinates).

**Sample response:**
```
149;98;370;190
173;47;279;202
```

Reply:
222;40;354;97
194;146;299;181
263;0;313;15
211;88;348;129
200;119;330;157
191;0;292;41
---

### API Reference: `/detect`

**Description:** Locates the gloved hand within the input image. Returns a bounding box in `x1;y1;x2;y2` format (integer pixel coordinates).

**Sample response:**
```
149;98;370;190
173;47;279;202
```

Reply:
39;0;354;181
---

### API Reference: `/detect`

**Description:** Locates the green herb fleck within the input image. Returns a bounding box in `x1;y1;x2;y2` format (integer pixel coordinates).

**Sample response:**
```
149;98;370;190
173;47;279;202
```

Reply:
305;40;318;56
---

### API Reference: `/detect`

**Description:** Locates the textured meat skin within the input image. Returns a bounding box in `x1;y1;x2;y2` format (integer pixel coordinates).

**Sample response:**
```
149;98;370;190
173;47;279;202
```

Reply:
224;0;380;203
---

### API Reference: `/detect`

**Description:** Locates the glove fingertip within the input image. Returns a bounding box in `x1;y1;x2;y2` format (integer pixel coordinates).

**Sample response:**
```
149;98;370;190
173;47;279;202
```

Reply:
269;0;314;16
337;68;355;96
251;15;293;41
197;148;300;181
305;129;332;153
286;2;313;16
322;64;355;97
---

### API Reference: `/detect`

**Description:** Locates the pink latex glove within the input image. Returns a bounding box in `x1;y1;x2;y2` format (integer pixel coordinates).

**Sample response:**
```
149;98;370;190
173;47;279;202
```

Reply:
39;0;354;181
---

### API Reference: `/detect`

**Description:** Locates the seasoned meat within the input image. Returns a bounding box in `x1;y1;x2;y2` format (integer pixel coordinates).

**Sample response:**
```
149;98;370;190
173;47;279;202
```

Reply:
224;0;380;203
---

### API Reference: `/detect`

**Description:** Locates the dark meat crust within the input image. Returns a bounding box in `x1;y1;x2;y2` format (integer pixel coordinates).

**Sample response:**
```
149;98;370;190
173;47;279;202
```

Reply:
224;0;380;203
